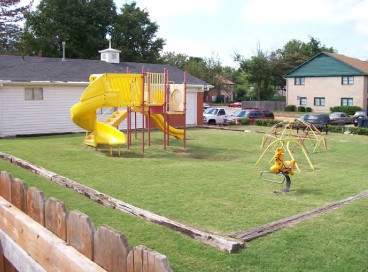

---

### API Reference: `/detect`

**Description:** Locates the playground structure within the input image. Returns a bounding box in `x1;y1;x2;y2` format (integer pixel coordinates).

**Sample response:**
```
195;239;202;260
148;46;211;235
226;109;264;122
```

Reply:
70;69;186;155
256;119;328;192
256;118;328;171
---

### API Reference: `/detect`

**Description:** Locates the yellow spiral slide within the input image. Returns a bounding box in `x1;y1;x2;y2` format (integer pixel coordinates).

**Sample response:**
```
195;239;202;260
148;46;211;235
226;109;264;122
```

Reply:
70;74;184;147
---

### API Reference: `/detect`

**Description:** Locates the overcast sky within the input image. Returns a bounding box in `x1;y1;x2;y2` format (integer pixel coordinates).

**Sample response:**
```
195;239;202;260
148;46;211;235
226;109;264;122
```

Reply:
25;0;368;67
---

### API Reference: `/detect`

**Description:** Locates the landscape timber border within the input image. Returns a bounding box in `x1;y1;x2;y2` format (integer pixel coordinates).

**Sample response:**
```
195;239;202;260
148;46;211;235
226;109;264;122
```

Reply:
1;152;367;253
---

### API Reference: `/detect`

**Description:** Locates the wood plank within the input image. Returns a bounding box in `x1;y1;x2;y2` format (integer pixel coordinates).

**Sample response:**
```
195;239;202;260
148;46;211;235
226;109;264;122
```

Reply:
67;210;95;260
133;246;143;272
154;252;172;272
11;178;28;212
0;197;106;272
0;229;46;272
142;248;150;272
140;246;172;272
45;197;67;241
0;173;17;272
26;187;46;226
127;249;134;272
146;250;155;272
0;152;242;253
230;190;368;241
129;246;172;272
94;225;131;272
0;171;12;202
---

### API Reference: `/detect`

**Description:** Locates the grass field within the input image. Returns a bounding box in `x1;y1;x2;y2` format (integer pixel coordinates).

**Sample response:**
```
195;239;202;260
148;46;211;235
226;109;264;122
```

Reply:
0;127;367;271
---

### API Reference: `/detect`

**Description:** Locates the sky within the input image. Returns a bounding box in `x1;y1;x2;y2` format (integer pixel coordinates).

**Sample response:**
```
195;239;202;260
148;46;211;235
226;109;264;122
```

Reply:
114;0;368;67
25;0;368;67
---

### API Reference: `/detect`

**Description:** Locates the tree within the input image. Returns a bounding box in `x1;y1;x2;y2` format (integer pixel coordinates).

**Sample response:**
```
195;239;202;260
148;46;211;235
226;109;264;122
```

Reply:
235;46;273;101
112;2;165;63
21;0;116;58
0;0;33;54
301;35;336;58
158;51;189;70
184;53;228;101
271;36;337;90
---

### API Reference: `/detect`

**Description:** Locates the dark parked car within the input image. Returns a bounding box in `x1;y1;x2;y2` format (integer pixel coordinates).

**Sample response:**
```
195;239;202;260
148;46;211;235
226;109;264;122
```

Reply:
296;114;344;132
329;112;352;124
222;109;274;125
353;110;368;126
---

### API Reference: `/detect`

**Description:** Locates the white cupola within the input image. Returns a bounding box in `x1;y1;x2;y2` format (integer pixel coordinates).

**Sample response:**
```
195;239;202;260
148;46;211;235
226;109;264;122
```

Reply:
98;39;121;64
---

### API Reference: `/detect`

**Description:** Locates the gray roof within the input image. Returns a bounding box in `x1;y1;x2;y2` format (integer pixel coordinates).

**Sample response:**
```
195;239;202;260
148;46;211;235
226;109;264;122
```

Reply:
0;55;209;85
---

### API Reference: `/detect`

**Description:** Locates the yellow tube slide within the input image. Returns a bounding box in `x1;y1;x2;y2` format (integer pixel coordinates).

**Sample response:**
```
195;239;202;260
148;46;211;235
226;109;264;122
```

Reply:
70;74;133;146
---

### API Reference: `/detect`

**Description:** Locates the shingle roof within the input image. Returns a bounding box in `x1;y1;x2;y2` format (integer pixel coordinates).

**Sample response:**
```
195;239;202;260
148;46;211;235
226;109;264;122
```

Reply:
0;55;209;85
326;52;368;73
216;75;235;85
283;52;368;78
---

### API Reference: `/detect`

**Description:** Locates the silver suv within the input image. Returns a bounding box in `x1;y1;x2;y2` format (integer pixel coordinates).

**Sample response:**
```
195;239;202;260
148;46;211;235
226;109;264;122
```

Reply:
353;111;368;126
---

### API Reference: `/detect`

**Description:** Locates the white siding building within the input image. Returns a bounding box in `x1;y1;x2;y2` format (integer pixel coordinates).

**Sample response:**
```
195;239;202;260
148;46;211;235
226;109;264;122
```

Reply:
0;51;209;137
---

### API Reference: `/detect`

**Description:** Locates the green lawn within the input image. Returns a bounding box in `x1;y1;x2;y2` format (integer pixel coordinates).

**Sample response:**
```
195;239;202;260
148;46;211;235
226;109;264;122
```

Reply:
0;127;367;271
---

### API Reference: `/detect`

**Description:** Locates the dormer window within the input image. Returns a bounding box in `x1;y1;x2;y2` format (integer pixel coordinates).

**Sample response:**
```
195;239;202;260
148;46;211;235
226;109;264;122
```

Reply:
111;54;117;60
101;53;106;60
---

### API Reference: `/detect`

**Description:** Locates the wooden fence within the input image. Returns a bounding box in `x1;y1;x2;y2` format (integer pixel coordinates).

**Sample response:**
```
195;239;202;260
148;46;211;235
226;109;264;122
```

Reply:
242;101;286;111
0;171;173;272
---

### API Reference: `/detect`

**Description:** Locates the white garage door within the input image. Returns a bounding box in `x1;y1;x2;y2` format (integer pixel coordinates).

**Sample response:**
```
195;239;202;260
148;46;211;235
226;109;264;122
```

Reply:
186;92;197;125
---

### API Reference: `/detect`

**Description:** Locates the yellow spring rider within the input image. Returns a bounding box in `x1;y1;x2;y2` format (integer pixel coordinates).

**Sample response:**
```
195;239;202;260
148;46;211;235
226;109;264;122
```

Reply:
259;143;297;193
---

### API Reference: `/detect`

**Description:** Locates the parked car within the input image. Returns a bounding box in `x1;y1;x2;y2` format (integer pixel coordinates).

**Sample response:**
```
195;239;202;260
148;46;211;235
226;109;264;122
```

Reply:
203;107;228;125
222;109;274;125
329;112;352;124
296;114;344;131
203;102;210;110
228;102;242;108
353;110;368;126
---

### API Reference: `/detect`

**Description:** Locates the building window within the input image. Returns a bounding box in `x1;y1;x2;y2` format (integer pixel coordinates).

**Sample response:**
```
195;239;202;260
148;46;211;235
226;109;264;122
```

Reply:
342;76;354;85
341;98;353;106
112;53;117;59
101;53;106;60
294;77;305;85
25;88;43;100
300;97;307;106
314;97;325;106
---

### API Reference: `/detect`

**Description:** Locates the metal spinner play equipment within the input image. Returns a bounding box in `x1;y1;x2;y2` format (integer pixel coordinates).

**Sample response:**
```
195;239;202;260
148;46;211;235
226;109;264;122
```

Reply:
255;118;327;193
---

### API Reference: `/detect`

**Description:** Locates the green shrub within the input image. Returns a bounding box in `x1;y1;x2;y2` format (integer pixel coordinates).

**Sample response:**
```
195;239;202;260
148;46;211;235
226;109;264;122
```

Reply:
255;119;283;126
228;120;236;126
306;107;312;112
327;125;346;133
298;106;306;112
348;127;368;135
327;125;368;135
238;118;250;125
329;106;362;115
284;105;296;112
